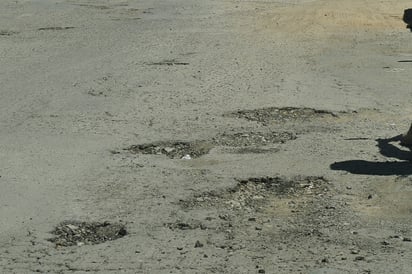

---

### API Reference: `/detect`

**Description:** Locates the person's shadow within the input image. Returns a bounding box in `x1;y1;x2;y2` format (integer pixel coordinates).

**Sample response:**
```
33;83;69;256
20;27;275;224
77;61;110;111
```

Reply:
330;10;412;176
404;9;412;31
330;135;412;175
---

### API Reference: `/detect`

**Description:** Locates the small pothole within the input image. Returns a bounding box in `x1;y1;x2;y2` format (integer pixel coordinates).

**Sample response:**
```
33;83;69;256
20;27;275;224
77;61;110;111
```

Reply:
37;27;75;31
226;107;339;124
164;220;206;231
126;141;213;159
235;176;328;196
212;131;296;147
48;221;127;247
146;59;189;66
73;4;111;10
0;30;18;36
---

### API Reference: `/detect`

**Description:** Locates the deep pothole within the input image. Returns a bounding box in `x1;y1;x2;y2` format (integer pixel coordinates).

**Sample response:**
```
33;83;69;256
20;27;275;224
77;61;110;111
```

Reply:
126;131;296;159
226;107;340;124
48;221;127;247
180;176;329;210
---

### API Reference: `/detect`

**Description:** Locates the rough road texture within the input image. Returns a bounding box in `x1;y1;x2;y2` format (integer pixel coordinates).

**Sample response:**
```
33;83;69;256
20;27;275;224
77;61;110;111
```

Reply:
1;0;412;273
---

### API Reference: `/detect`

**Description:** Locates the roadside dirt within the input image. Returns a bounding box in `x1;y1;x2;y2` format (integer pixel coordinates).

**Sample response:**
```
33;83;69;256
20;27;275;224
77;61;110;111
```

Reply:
1;0;412;273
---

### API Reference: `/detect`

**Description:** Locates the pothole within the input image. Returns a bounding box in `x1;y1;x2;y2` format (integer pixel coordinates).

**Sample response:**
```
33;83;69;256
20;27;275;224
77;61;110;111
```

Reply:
226;107;339;124
146;59;189;66
212;131;296;147
126;140;213;159
181;176;329;210
72;3;111;10
37;27;75;31
48;221;127;247
164;220;206;231
126;131;295;158
0;30;18;36
227;147;280;154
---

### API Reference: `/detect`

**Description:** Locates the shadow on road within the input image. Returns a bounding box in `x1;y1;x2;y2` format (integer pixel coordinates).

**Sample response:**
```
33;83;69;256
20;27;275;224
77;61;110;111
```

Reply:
330;10;412;176
404;8;412;31
330;135;412;175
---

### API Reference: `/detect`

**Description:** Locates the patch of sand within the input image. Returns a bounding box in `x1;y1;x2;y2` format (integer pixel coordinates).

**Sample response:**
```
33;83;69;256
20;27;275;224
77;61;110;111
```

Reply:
265;0;409;36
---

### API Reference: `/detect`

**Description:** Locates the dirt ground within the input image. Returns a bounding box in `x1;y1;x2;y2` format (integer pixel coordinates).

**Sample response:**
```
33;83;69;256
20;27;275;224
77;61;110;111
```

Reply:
1;0;412;273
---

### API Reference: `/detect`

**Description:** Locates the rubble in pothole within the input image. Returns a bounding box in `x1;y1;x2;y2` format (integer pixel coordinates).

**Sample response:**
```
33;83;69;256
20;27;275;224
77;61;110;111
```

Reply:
48;221;127;247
